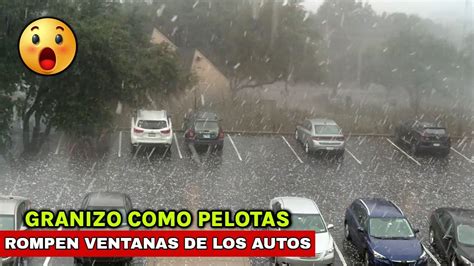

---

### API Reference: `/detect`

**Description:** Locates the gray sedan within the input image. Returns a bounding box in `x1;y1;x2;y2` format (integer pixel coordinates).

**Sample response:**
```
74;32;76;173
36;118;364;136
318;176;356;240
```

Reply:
295;119;345;156
0;195;31;265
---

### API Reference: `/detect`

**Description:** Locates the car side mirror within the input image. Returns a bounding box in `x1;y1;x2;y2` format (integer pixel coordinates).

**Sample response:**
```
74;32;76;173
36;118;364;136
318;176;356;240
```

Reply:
20;225;28;231
357;226;365;233
327;224;334;230
413;228;420;234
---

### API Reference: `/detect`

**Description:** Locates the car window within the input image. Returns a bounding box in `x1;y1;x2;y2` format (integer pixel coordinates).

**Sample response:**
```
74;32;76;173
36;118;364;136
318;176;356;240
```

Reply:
272;202;281;212
369;217;415;239
195;121;219;130
0;215;15;230
137;120;167;129
314;125;341;135
352;202;366;225
457;224;474;246
288;214;327;233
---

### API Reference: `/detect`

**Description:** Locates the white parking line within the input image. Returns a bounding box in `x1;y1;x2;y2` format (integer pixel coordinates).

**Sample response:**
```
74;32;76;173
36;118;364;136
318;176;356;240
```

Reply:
118;131;122;158
54;133;64;155
450;147;473;163
43;228;62;266
385;138;422;166
174;133;183;159
422;244;441;266
227;134;242;161
345;148;362;165
281;136;303;164
333;242;347;266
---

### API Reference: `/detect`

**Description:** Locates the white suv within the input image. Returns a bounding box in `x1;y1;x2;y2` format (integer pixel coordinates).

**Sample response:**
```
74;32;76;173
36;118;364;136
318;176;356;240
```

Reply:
270;197;335;265
130;110;173;153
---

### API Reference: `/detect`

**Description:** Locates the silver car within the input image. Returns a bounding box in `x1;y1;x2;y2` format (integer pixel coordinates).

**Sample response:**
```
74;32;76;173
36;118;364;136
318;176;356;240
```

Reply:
295;119;345;156
0;196;31;265
270;197;335;265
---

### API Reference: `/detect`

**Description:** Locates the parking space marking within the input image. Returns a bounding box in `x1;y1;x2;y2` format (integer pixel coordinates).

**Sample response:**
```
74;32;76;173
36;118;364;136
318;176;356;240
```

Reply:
334;242;347;266
345;148;362;165
422;244;441;266
118;131;122;158
174;133;183;159
385;138;422;166
43;227;62;266
54;133;64;155
450;147;473;163
281;136;304;164
227;134;242;161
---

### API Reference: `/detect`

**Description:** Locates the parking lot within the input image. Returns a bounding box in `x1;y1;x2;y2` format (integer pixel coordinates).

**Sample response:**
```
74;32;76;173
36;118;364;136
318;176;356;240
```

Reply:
1;131;473;265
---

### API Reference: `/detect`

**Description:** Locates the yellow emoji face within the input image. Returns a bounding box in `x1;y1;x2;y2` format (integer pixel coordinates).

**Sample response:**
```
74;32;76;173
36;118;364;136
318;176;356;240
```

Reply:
18;17;77;75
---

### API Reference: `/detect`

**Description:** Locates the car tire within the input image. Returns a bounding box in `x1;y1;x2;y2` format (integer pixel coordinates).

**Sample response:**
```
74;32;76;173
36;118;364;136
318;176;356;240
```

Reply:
344;222;351;241
131;144;137;154
411;142;418;155
450;256;457;266
305;142;310;154
364;251;370;266
429;227;436;247
217;144;224;151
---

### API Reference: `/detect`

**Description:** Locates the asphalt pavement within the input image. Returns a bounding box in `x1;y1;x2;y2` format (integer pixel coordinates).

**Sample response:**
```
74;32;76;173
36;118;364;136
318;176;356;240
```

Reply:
0;131;473;266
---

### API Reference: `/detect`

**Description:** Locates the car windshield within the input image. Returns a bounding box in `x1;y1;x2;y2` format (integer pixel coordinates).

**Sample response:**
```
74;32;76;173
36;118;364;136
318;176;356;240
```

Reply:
369;217;414;239
0;215;15;230
195;121;219;131
424;128;446;135
137;120;167;130
288;214;327;233
314;125;341;135
457;224;474;246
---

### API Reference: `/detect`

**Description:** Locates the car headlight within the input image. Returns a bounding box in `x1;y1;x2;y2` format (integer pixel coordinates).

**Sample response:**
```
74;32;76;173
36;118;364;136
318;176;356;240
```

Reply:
459;255;473;265
373;250;386;259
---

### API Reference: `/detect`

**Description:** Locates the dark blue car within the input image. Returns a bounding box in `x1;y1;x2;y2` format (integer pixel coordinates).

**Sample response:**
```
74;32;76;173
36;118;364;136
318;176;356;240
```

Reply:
344;198;428;265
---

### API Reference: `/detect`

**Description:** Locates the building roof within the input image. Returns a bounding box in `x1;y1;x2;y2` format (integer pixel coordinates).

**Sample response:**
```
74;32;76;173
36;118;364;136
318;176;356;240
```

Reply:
359;198;405;218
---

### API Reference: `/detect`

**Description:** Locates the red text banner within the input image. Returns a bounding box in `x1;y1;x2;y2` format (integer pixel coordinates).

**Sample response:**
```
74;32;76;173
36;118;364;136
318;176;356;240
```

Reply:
0;230;315;257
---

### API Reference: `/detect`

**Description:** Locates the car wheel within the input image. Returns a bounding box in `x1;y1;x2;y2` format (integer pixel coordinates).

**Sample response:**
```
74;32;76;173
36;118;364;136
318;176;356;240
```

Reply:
305;142;310;154
344;222;351;241
411;142;418;155
131;144;137;154
429;228;435;247
364;251;370;266
451;256;457;266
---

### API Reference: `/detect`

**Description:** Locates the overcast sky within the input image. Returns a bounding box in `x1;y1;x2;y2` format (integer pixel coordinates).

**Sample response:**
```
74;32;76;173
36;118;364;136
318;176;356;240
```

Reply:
302;0;471;22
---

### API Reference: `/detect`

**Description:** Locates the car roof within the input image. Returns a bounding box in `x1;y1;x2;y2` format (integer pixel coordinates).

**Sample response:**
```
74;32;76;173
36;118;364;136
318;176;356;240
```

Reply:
307;118;337;126
438;208;474;220
358;198;405;218
275;197;321;214
137;110;167;121
85;192;127;207
0;196;28;215
409;120;445;129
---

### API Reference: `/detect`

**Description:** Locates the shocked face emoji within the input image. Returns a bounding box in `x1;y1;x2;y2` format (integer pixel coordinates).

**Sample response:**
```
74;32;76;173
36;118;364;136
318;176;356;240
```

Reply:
18;17;77;75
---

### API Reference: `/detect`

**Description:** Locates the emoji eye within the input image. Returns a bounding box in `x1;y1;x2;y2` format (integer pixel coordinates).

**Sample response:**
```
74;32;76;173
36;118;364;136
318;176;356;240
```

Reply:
32;34;40;45
55;34;63;45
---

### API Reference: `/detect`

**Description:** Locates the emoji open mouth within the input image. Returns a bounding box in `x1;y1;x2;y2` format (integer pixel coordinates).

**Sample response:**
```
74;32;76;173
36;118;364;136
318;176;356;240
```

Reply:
39;48;56;70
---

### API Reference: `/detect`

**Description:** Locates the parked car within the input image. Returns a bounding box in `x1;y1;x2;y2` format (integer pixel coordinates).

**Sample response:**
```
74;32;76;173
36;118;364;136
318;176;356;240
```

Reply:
130;109;173;153
395;120;450;156
0;195;31;266
184;111;224;150
75;192;133;265
429;208;474;265
270;197;335;265
295;119;345;156
344;198;428;265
